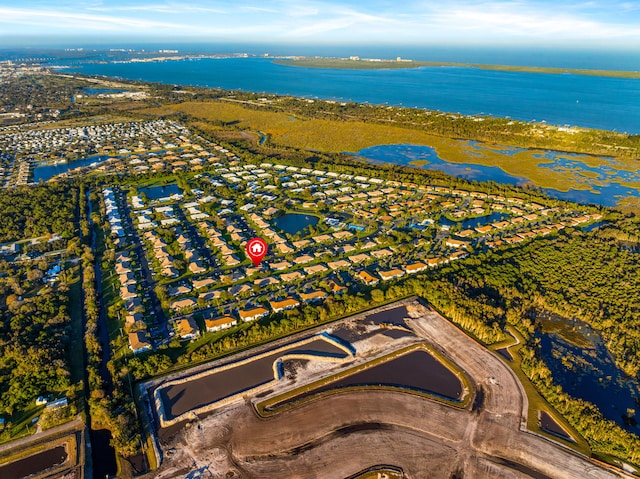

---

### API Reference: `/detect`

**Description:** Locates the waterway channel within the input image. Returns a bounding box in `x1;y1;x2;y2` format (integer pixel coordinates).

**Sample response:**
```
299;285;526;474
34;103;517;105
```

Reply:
86;190;118;477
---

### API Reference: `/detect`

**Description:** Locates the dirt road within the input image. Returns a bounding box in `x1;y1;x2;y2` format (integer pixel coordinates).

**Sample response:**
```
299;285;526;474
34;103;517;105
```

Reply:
147;300;631;479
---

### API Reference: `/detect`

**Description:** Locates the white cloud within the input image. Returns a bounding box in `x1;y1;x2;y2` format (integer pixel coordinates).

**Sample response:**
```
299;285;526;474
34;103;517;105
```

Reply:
0;7;185;30
424;2;640;40
0;0;639;44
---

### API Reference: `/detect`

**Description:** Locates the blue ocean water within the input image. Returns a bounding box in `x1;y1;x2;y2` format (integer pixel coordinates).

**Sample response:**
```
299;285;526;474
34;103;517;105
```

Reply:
60;56;640;133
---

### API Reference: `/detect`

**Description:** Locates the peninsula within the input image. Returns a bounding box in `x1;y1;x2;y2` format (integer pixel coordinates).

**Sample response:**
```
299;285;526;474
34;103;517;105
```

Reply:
275;57;640;79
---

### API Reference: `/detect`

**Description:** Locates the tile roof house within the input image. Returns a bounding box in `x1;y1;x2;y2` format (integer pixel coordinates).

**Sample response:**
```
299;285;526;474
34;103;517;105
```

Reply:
205;315;237;332
128;331;152;354
237;307;269;322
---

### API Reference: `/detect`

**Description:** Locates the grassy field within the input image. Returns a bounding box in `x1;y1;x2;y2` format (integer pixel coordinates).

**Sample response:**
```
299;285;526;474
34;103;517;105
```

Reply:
0;404;44;445
275;58;640;78
145;100;638;193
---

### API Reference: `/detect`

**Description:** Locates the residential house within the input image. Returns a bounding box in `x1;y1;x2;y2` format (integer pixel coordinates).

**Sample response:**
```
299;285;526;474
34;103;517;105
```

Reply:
405;262;428;274
269;297;301;313
176;317;199;340
237;307;269;322
378;269;405;281
205;315;237;332
170;297;196;311
357;270;379;286
299;290;328;303
128;331;152;354
303;264;328;275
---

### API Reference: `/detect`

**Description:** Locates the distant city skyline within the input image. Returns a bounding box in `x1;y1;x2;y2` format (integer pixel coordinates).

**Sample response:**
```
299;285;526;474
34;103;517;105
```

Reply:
1;0;640;49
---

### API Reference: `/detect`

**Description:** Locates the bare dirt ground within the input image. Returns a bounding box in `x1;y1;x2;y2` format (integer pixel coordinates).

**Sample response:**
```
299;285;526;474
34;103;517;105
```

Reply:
143;299;632;479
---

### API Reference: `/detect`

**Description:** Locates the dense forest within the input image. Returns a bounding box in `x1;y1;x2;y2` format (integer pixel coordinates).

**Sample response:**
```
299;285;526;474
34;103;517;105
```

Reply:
431;219;640;463
444;225;640;378
0;260;75;418
0;183;78;243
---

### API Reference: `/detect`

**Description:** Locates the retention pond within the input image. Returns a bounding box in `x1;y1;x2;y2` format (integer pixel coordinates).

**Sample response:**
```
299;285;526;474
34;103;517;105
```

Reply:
159;336;349;422
0;445;67;479
268;348;464;411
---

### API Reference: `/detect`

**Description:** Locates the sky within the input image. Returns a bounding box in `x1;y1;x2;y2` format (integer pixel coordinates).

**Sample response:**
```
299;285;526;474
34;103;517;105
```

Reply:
1;0;640;48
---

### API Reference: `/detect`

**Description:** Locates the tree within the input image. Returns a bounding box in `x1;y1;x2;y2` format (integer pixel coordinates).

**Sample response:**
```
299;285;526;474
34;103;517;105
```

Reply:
371;289;384;303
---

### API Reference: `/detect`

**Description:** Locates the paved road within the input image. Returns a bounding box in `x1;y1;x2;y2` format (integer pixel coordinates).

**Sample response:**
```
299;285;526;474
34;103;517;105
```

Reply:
0;416;83;455
117;187;171;343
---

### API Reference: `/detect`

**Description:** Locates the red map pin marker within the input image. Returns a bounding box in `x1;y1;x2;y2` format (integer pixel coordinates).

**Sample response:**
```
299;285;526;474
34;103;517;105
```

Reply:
246;237;268;266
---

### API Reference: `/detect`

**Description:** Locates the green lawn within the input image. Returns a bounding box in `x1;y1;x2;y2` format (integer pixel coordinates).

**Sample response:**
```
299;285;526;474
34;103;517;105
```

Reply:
0;404;45;445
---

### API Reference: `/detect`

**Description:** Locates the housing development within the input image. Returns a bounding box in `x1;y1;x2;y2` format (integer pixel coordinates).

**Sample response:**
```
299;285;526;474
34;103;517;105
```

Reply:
0;64;638;479
96;139;603;357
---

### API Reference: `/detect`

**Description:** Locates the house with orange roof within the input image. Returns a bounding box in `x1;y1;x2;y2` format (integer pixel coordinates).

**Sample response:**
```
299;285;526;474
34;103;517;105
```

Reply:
446;238;471;249
269;297;300;313
405;262;428;274
128;331;152;354
449;251;469;261
176;317;199;340
357;270;379;286
378;269;405;281
299;290;328;303
475;225;493;235
237;307;269;322
427;257;444;267
205;315;237;333
327;279;347;294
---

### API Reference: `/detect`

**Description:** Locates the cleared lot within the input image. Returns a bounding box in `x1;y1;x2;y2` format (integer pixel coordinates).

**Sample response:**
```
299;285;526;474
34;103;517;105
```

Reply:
144;299;631;479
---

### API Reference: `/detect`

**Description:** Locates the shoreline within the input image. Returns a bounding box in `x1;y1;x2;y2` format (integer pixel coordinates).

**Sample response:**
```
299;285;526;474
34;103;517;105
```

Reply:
274;57;640;79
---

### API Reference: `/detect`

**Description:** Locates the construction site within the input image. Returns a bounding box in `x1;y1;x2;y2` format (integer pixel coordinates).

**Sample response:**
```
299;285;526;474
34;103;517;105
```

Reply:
139;299;633;479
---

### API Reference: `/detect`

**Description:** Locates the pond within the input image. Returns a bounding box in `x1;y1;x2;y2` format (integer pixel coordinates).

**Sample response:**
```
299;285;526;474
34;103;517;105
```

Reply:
158;337;348;421
439;211;509;231
0;445;67;479
268;348;464;410
138;183;182;200
535;312;640;433
90;429;117;478
273;213;319;235
33;155;111;183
